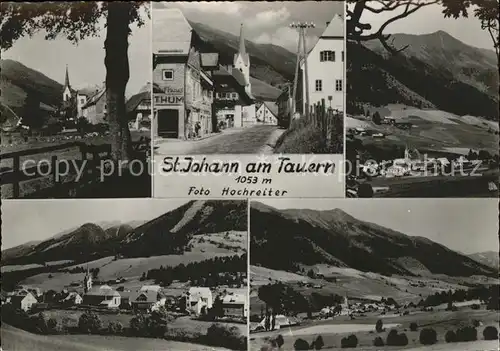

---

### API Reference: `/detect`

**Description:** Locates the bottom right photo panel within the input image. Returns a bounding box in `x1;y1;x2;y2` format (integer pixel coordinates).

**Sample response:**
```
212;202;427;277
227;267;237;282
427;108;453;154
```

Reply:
249;199;499;351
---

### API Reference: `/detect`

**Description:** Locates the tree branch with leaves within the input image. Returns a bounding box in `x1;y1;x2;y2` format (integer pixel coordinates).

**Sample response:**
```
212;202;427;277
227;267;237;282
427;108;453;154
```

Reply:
1;1;149;161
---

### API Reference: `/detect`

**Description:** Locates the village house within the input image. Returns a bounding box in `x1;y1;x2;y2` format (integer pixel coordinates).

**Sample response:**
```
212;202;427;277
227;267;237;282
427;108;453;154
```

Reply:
152;8;218;140
81;86;106;124
131;290;167;312
297;14;344;114
82;285;121;309
221;292;248;318
126;84;154;131
9;291;37;312
186;287;213;316
60;292;83;306
256;101;278;125
62;65;90;119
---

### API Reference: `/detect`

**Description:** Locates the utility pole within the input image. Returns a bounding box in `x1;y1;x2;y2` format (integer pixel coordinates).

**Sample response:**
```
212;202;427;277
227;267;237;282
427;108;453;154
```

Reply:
291;25;302;115
290;21;315;119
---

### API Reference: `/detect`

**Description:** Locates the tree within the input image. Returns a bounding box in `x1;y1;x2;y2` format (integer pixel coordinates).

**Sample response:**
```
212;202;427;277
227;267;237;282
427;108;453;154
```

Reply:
78;311;102;334
347;1;499;61
21;92;44;129
376;319;384;332
1;2;149;161
372;111;382;125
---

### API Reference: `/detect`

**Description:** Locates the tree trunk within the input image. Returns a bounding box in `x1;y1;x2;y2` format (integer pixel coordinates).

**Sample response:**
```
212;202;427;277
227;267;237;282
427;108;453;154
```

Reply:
105;2;132;162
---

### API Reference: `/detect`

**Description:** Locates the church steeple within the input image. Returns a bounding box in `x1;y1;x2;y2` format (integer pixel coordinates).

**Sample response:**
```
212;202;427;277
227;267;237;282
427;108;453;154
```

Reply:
238;24;247;62
64;64;71;89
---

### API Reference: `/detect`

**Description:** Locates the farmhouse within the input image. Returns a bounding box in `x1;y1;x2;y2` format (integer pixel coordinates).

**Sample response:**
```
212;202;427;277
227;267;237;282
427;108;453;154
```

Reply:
60;292;83;306
152;8;218;140
81;86;107;124
186;287;213;316
221;293;248;318
9;291;37;312
126;86;153;131
131;290;167;312
256;101;278;125
83;285;121;309
298;14;344;113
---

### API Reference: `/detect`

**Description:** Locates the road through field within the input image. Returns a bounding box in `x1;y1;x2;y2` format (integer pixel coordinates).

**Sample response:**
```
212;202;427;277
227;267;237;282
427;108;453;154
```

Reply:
1;324;232;351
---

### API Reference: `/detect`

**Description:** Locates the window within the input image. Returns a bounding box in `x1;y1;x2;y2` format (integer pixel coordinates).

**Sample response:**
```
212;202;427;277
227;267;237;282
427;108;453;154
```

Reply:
315;79;322;92
162;69;174;80
232;93;238;99
335;79;343;92
320;50;335;62
341;51;344;62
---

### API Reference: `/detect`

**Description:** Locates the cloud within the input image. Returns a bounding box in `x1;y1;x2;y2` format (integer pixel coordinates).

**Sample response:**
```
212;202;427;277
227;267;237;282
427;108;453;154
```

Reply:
248;7;291;29
254;27;317;52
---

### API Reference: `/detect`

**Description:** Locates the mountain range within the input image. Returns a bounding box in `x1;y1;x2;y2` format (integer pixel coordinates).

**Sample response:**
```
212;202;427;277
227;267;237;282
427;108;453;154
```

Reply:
348;31;499;120
1;200;247;265
250;202;498;279
467;251;499;270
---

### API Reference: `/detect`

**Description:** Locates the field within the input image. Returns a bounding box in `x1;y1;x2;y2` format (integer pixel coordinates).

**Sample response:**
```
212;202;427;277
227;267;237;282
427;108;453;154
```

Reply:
347;104;498;154
250;308;499;350
1;260;73;273
1;324;233;351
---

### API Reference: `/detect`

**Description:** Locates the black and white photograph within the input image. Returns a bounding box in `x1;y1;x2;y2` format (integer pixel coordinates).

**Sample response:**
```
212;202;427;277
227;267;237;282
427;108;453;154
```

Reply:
1;199;248;351
152;1;344;155
1;2;152;199
249;198;499;351
345;0;499;198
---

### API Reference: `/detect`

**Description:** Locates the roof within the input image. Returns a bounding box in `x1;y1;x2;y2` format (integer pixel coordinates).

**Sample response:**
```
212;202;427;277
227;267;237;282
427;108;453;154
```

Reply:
132;291;164;303
153;8;192;55
200;53;219;68
234;24;250;66
222;293;246;305
213;66;254;102
10;292;36;304
126;91;150;114
140;285;162;292
85;286;120;297
188;287;212;298
263;101;278;118
82;88;105;109
321;14;344;38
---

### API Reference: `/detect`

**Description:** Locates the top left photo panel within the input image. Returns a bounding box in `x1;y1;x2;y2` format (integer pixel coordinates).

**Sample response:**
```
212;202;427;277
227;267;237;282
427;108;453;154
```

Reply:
1;2;152;199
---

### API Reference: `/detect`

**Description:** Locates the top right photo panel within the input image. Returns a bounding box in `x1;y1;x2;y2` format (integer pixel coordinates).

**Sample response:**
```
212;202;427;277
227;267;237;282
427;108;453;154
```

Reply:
346;0;499;198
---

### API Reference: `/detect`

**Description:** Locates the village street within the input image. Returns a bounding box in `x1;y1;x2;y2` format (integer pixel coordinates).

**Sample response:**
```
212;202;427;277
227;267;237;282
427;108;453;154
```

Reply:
154;125;284;155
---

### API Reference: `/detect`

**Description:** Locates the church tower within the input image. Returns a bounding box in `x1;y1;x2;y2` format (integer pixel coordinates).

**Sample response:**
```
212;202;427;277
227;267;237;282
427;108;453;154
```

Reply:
63;65;73;102
83;266;93;294
233;23;251;94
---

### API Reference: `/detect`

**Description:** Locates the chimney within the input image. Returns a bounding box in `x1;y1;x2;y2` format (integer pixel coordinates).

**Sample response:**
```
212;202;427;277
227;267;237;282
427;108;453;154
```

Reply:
326;21;330;26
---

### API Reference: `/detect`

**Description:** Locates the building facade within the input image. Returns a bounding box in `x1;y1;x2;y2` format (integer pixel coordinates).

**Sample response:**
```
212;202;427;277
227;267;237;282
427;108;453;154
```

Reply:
299;14;344;113
256;101;278;125
221;293;248;318
186;287;213;316
81;88;106;124
152;8;217;140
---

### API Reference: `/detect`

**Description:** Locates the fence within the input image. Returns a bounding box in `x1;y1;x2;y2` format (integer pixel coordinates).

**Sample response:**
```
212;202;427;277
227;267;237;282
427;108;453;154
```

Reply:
293;98;343;151
0;138;150;199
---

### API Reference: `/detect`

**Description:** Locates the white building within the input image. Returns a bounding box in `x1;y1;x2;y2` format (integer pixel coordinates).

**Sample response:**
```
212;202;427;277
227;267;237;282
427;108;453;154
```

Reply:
10;291;37;312
186;287;213;316
256;101;278;125
221;293;248;318
300;14;344;113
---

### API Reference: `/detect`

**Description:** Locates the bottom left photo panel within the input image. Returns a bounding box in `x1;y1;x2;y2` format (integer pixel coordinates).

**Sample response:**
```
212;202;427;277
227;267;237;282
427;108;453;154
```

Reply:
1;199;249;351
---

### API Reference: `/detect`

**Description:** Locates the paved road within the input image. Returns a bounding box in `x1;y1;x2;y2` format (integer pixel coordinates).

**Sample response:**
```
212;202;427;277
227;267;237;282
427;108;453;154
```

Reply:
155;125;283;155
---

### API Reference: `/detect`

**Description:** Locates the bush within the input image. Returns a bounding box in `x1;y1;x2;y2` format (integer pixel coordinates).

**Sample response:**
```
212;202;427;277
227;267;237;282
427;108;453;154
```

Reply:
130;314;149;337
471;303;481;310
340;334;358;348
483;326;498;340
472;319;481;327
78;311;102;334
312;335;324;350
410;322;418;331
206;323;246;350
419;328;438;345
387;330;409;346
293;338;310;350
373;336;384;347
107;321;123;335
456;326;477;342
275;334;284;348
375;319;383;333
445;330;457;343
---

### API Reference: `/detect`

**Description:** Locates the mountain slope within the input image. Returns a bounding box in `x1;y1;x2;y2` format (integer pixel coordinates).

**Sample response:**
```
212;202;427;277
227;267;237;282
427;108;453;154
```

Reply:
189;21;294;100
348;31;499;120
250;202;498;278
0;59;63;115
1;200;247;265
468;251;499;270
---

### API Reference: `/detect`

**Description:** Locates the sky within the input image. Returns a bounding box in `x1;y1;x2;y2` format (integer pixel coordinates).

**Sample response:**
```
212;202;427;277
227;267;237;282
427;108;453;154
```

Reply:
1;4;151;98
351;1;495;51
1;199;189;250
154;1;344;52
254;199;499;255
